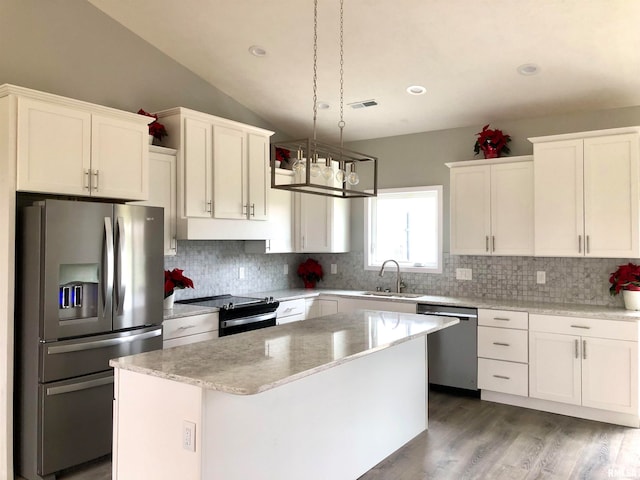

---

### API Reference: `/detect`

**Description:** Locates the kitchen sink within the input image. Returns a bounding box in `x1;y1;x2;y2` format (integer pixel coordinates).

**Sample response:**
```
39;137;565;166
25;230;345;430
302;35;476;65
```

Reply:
362;291;424;299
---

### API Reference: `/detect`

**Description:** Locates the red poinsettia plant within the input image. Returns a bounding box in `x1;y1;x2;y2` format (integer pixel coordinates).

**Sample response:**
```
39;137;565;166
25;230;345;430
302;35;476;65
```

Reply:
609;263;640;296
274;147;291;164
473;124;511;158
137;109;168;141
164;268;194;298
297;258;323;287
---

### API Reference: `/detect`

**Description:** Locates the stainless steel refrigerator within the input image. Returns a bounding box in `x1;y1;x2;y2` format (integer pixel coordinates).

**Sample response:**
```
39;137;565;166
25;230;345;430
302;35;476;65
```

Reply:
15;199;164;480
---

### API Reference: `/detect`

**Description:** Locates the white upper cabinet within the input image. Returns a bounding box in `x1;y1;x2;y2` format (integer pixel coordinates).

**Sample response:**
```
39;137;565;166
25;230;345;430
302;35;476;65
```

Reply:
448;156;534;256
531;128;640;257
155;107;274;240
8;86;149;201
130;146;178;256
294;171;350;253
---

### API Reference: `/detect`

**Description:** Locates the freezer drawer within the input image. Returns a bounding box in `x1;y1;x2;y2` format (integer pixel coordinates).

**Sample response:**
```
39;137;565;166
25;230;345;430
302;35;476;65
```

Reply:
40;326;162;383
39;371;114;476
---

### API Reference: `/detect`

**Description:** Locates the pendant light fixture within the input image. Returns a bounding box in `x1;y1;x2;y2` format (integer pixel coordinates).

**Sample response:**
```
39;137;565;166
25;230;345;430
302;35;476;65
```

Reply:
271;0;378;199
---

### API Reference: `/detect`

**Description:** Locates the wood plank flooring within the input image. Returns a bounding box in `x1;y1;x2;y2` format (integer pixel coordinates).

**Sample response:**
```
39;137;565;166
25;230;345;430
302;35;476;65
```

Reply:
17;390;640;479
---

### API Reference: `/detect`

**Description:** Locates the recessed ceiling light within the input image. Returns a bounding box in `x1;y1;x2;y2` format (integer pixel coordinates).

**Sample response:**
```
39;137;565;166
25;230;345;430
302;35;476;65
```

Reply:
406;85;426;95
248;45;267;57
517;63;540;76
317;102;330;110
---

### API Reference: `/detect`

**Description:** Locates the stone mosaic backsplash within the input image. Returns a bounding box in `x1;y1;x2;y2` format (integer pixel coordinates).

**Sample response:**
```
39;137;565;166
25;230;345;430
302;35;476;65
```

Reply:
166;241;632;308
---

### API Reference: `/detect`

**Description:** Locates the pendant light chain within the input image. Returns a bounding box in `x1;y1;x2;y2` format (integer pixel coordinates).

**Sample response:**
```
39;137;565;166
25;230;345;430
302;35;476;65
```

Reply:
312;0;319;142
338;0;345;148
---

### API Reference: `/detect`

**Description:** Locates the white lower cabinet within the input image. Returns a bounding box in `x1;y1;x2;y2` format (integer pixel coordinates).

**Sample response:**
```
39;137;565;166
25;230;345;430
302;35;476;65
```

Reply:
477;309;529;397
163;312;219;348
276;299;306;325
529;314;638;415
305;298;338;319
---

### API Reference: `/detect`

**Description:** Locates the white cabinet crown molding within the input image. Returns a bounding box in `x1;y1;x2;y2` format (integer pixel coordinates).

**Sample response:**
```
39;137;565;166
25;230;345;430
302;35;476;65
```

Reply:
0;83;151;126
445;155;533;169
154;106;274;137
528;126;640;143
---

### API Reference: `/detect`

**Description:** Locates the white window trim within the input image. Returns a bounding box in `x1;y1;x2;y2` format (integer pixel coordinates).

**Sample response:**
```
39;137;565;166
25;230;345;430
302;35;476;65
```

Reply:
364;185;443;274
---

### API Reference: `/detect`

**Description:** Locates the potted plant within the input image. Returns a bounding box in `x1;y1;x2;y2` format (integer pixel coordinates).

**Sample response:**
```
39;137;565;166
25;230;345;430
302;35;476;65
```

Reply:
297;258;323;289
164;268;194;309
473;124;511;159
137;109;168;144
609;263;640;310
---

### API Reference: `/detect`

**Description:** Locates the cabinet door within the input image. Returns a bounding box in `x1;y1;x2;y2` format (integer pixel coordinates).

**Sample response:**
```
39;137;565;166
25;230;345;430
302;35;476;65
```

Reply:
247;133;269;221
449;165;491;255
131;150;177;255
296;189;332;252
584;134;639;257
534;139;584;256
184;118;212;218
17;97;91;196
91;114;148;200
213;125;246;219
490;162;533;255
267;170;293;252
529;331;581;405
582;337;638;414
306;298;338;319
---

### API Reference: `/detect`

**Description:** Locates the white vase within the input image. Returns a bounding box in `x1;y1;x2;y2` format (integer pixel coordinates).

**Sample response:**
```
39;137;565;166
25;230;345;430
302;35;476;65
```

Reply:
163;293;175;310
622;290;640;311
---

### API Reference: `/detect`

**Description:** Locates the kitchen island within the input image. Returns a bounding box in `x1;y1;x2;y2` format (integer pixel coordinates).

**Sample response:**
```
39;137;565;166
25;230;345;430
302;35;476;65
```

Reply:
110;310;458;480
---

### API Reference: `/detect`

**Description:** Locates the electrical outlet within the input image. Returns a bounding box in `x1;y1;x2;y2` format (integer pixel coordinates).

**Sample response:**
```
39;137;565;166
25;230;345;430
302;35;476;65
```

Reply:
456;268;472;281
239;267;245;279
536;271;546;284
283;264;288;275
331;264;337;274
466;268;472;280
183;420;196;452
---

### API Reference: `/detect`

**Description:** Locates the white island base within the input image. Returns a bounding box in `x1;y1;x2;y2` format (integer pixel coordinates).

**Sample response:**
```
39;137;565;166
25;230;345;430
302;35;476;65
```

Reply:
112;311;457;480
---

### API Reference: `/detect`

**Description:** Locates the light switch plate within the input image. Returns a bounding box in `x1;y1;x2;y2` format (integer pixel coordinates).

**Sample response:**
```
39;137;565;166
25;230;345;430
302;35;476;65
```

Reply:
239;267;245;279
536;271;546;284
331;264;337;274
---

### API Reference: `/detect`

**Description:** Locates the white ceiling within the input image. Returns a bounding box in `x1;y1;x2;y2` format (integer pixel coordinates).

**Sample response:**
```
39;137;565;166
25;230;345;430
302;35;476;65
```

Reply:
88;0;640;143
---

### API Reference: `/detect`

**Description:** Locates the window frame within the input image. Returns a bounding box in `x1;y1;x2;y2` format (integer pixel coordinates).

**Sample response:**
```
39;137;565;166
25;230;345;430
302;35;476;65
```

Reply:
364;185;443;274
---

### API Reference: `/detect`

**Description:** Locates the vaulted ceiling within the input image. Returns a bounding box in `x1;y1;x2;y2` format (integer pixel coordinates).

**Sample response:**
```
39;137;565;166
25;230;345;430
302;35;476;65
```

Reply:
88;0;640;142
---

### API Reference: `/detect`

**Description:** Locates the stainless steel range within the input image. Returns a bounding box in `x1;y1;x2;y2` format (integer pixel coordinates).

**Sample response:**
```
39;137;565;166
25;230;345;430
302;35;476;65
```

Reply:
177;295;279;336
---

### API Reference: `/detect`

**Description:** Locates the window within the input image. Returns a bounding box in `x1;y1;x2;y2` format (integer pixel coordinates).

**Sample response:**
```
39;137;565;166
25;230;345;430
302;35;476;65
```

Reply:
365;186;442;273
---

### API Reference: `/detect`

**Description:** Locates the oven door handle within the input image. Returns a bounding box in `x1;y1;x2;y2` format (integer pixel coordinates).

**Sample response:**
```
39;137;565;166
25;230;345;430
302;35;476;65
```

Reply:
221;312;276;329
46;376;114;396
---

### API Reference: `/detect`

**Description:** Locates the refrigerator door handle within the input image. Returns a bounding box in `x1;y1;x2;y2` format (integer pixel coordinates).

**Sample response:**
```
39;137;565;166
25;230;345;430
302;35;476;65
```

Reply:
46;376;114;396
115;216;127;315
103;217;114;316
47;328;162;354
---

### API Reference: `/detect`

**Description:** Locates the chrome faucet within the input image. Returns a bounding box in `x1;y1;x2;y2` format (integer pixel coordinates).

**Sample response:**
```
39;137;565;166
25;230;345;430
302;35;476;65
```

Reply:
378;259;403;293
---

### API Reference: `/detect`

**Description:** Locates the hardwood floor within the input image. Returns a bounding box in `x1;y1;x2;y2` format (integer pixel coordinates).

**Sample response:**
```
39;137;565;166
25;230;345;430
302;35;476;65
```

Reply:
17;390;640;479
361;390;640;480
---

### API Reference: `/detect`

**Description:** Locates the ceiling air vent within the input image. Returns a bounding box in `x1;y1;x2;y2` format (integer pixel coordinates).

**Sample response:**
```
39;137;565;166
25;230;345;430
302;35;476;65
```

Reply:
348;99;378;109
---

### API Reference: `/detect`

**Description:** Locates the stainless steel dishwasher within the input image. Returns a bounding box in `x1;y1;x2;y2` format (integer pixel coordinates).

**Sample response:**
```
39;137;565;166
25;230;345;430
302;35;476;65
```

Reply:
417;303;479;394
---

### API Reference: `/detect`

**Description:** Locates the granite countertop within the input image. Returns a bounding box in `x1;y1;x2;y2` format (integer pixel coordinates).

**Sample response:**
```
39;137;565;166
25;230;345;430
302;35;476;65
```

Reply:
113;310;458;395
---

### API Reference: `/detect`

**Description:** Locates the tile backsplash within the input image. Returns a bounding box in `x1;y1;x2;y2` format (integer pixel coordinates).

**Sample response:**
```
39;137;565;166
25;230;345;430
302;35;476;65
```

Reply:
166;241;631;308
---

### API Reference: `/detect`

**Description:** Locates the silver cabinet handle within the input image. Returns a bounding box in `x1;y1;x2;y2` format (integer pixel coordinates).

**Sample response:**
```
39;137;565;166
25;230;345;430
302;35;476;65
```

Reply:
243;204;248;215
578;235;582;253
47;376;113;396
485;236;489;252
206;200;212;213
575;339;579;359
84;169;91;191
492;236;495;252
250;203;255;217
266;239;271;251
571;325;591;330
586;235;590;254
493;342;510;347
493;317;510;322
583;339;587;359
92;169;100;191
177;325;197;331
493;375;510;380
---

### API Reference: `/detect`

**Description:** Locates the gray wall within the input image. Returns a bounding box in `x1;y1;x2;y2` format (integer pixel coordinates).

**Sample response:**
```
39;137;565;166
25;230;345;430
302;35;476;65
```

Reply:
0;0;286;140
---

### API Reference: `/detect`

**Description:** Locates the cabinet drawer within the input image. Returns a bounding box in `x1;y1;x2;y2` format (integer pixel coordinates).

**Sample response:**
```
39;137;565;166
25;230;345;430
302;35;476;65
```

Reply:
276;299;306;319
478;358;528;396
163;312;219;340
163;330;218;349
478;309;528;329
529;314;638;341
478;326;528;363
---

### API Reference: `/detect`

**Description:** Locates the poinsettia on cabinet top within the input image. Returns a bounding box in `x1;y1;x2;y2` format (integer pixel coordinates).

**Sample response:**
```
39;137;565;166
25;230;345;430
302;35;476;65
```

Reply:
474;124;511;159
